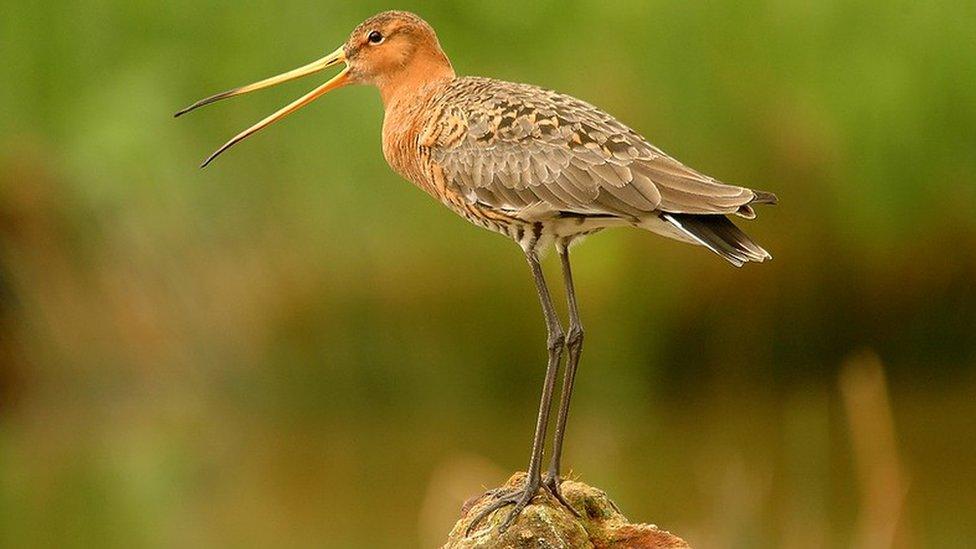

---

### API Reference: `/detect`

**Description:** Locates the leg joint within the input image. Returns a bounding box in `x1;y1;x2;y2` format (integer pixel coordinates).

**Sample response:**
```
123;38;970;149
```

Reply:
547;330;565;352
566;325;584;350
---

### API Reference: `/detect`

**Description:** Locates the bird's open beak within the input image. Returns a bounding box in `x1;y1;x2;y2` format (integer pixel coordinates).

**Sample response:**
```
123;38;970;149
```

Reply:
175;46;350;167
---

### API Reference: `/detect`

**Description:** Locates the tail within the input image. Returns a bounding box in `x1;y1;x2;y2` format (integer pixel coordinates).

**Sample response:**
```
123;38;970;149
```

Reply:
662;213;772;267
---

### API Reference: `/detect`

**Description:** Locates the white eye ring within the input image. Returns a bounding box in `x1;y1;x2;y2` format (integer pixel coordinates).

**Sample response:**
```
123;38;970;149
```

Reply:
367;30;384;45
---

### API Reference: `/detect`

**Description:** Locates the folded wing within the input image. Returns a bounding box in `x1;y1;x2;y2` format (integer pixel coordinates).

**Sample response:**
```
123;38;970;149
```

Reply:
429;77;775;221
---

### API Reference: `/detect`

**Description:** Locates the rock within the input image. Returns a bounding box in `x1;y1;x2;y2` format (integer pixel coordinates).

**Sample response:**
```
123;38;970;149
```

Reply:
444;473;691;548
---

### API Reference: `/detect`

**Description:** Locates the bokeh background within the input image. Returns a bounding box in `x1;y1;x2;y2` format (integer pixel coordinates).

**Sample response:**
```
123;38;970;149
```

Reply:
2;1;974;547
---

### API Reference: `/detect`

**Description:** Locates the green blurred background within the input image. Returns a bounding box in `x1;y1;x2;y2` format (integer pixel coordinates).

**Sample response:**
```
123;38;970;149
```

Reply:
2;1;974;547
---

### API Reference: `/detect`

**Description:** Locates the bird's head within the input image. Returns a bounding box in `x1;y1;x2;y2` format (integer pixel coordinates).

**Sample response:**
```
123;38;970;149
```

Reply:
344;11;453;88
175;11;454;167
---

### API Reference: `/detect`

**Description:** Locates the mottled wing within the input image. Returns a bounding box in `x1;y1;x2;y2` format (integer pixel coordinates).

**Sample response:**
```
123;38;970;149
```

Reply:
428;78;763;221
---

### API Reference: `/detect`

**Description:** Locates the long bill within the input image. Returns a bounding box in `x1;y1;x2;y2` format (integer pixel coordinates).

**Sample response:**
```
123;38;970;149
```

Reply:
175;46;350;168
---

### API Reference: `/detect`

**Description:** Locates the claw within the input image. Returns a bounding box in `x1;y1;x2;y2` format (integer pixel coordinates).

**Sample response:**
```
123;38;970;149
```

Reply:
543;473;581;517
464;482;541;537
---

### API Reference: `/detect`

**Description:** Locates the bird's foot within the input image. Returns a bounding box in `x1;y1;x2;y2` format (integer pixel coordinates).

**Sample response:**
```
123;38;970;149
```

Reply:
543;471;581;517
464;479;542;537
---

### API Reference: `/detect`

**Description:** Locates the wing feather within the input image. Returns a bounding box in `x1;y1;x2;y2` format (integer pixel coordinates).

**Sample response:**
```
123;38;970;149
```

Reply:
428;77;768;219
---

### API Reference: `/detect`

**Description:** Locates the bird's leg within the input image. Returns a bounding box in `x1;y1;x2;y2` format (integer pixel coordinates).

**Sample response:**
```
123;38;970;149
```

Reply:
466;250;565;536
543;245;583;516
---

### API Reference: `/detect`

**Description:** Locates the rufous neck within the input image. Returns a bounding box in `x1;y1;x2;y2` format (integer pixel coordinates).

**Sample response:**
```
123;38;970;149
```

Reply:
378;51;455;107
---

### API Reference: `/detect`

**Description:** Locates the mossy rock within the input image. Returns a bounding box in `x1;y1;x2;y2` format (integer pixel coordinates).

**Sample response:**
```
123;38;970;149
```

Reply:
444;473;690;549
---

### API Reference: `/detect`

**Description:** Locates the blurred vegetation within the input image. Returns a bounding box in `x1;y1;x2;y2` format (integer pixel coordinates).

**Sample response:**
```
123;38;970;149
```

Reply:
1;1;974;547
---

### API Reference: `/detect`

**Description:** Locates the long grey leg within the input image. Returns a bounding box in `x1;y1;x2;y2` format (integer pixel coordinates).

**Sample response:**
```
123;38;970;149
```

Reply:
544;245;583;512
522;250;565;486
466;249;565;535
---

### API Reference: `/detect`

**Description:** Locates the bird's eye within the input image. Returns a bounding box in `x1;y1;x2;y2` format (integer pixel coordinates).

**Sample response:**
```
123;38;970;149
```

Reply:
367;31;384;45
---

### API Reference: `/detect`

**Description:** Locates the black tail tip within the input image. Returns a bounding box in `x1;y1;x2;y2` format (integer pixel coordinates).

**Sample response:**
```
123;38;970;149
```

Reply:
753;190;779;205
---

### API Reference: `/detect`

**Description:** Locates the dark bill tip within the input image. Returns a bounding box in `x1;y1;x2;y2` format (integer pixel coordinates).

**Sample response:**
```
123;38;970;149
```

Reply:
199;151;220;169
174;89;240;118
198;136;241;169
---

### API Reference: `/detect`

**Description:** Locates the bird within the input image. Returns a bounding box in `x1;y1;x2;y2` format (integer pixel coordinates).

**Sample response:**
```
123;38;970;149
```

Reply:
176;10;777;535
